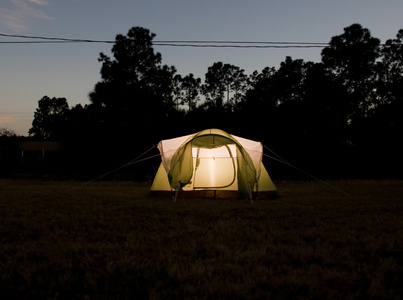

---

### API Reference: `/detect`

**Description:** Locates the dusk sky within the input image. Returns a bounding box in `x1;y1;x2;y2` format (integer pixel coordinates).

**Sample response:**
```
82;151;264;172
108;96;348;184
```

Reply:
1;0;402;136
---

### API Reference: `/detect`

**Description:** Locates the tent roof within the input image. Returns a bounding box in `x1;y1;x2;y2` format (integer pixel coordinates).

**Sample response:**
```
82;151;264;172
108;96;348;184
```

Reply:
157;128;263;174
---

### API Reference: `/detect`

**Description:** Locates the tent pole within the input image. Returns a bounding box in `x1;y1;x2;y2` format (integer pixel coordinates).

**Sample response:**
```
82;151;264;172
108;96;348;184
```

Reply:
173;180;181;203
245;164;253;203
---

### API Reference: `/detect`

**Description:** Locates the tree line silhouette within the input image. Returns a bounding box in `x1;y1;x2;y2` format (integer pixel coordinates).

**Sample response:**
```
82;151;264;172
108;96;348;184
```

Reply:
2;24;403;180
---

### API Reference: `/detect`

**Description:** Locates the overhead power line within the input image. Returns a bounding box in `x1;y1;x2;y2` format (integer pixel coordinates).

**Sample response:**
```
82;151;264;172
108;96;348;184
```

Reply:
0;33;329;48
153;43;327;48
0;33;115;44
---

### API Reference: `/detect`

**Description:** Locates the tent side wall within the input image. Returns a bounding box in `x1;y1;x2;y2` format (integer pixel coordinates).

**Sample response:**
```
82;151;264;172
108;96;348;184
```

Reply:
258;163;277;191
150;163;172;191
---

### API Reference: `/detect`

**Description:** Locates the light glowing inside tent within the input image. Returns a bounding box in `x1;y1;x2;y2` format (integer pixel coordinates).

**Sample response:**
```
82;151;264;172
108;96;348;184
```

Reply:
190;145;237;189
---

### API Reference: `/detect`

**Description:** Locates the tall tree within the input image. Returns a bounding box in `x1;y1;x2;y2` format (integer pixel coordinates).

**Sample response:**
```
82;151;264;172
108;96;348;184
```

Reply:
303;62;348;135
378;29;403;105
29;96;69;140
244;67;277;110
202;62;248;111
321;24;381;123
88;27;176;140
272;56;311;106
369;29;403;177
172;73;201;111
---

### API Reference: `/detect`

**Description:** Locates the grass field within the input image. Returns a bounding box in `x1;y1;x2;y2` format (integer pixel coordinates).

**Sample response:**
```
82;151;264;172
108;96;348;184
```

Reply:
1;179;402;299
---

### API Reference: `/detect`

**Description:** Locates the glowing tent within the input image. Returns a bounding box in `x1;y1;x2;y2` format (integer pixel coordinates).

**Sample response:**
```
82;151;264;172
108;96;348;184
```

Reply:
150;129;277;199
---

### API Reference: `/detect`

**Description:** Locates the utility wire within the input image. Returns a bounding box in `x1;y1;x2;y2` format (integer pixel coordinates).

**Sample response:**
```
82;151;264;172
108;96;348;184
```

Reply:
0;33;114;43
154;43;326;48
0;33;330;48
2;33;398;47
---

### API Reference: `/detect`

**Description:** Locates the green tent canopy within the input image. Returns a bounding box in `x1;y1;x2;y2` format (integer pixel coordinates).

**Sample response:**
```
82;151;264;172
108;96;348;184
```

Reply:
150;129;277;199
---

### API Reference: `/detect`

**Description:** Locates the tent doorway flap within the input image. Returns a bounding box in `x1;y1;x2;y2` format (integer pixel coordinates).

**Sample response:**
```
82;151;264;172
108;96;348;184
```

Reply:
192;144;237;189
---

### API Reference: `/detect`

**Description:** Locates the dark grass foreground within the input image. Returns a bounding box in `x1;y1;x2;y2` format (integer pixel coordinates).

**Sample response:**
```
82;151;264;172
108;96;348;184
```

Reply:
1;179;402;299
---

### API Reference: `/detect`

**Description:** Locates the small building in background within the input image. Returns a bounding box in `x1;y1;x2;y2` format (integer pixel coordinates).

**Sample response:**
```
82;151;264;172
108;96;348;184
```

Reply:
19;141;63;172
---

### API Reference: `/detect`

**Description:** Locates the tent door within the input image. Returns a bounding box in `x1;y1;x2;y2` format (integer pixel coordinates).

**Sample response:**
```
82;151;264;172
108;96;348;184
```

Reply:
193;145;236;189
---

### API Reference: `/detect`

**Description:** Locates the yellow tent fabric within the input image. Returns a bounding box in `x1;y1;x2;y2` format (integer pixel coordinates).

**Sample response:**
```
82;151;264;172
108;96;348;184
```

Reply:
150;129;277;199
